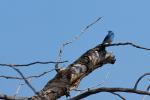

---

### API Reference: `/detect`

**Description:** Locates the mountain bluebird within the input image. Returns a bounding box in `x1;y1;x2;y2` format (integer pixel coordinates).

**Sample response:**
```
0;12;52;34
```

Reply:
102;31;114;44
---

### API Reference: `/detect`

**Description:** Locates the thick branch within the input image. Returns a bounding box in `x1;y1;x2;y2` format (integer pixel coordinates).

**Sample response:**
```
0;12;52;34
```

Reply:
68;87;150;100
30;44;115;100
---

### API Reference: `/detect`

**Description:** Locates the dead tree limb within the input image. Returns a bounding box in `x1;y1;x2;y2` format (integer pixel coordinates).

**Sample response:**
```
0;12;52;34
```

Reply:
30;43;115;100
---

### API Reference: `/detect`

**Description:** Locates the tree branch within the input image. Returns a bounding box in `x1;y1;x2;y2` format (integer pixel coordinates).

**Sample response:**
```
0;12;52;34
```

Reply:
30;43;115;100
68;87;150;100
0;69;55;80
107;42;150;51
0;61;67;67
134;73;150;89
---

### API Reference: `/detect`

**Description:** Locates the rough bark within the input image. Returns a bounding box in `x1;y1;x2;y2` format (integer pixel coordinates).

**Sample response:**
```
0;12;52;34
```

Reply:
30;44;115;100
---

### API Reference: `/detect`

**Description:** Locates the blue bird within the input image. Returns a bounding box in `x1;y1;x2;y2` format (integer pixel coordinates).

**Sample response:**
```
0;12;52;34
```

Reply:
102;31;114;44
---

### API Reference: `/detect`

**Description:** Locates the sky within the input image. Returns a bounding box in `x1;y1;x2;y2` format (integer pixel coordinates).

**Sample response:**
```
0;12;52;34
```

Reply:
0;0;150;100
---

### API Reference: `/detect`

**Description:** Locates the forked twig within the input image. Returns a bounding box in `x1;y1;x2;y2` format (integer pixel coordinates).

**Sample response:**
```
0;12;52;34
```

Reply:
55;17;102;71
10;67;37;95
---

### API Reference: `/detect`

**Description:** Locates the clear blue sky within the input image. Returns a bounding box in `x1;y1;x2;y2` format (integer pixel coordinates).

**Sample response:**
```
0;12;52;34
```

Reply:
0;0;150;100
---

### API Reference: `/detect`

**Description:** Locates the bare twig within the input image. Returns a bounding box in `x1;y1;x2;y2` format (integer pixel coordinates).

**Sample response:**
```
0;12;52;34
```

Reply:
10;67;37;95
110;92;126;100
147;85;150;91
106;42;150;51
134;73;150;89
68;87;150;100
55;17;102;70
0;61;67;67
0;75;23;79
14;83;24;97
0;68;55;80
14;79;32;97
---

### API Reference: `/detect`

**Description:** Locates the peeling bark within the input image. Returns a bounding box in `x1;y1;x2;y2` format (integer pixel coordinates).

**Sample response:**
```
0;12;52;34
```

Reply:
30;44;115;100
